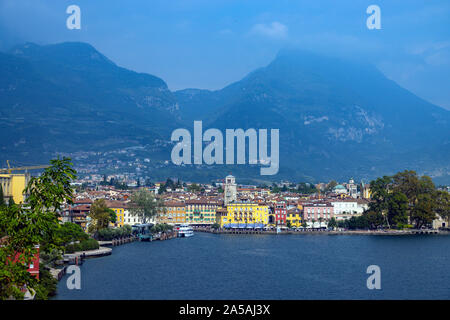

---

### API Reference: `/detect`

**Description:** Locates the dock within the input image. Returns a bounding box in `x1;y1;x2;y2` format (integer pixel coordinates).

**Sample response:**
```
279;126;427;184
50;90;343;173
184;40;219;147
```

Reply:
62;246;112;265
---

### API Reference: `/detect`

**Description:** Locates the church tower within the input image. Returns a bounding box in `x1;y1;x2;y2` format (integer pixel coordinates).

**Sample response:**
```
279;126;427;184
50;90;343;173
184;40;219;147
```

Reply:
224;175;237;205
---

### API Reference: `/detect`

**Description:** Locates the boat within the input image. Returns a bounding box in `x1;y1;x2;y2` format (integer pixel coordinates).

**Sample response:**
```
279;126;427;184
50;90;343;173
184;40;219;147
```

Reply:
132;223;154;241
177;224;194;238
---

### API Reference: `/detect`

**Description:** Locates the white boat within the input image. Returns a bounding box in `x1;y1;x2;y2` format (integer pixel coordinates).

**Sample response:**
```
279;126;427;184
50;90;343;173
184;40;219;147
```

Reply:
177;224;194;237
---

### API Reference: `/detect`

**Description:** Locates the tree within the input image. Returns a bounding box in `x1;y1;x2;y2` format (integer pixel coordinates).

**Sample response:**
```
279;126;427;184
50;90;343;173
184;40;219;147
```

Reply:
364;211;384;229
0;184;5;208
0;157;76;299
56;222;88;246
8;197;15;208
387;191;409;227
392;170;420;205
435;190;450;224
88;199;112;233
188;183;202;193
129;189;165;224
108;209;117;224
328;217;337;230
369;176;392;214
296;183;317;195
151;223;173;234
325;180;338;192
411;193;436;229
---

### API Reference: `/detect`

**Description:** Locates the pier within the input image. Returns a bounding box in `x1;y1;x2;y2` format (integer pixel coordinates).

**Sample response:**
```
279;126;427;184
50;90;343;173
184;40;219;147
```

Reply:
62;246;112;265
99;236;136;246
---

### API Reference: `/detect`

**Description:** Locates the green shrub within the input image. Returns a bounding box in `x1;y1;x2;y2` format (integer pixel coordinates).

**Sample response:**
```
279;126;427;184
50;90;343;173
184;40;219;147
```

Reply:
34;266;58;300
65;243;81;253
97;226;132;240
80;238;99;251
65;238;99;253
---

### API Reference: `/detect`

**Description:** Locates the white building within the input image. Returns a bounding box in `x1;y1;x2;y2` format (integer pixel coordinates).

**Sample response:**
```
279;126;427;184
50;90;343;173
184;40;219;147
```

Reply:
122;209;154;225
331;199;368;220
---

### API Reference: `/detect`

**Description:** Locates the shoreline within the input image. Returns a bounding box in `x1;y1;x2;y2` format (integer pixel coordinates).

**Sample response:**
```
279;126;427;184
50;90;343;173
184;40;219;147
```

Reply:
195;228;450;236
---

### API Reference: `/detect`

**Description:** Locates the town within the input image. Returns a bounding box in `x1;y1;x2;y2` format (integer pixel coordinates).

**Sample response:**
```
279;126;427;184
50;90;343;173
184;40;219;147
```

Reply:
3;168;448;233
2;158;450;300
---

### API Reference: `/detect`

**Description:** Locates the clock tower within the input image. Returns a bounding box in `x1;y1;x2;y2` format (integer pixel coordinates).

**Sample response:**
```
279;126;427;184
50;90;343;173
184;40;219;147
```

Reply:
224;175;237;205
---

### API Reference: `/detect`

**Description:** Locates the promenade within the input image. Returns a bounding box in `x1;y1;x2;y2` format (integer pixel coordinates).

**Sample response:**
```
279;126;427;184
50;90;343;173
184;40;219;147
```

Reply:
195;227;449;236
63;246;112;262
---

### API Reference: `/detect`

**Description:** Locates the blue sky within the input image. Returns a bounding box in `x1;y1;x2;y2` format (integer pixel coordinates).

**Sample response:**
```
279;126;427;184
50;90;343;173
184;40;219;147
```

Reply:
1;0;449;109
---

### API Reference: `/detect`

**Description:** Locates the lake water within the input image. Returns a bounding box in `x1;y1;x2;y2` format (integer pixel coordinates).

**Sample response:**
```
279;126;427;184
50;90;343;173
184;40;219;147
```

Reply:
55;232;450;299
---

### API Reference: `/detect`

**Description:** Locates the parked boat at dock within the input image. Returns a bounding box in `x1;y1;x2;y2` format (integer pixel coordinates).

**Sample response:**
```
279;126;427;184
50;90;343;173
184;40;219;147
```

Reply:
177;224;194;237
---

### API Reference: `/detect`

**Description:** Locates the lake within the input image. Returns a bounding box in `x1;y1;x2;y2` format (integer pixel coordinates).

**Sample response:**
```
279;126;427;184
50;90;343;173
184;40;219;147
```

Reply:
55;232;450;299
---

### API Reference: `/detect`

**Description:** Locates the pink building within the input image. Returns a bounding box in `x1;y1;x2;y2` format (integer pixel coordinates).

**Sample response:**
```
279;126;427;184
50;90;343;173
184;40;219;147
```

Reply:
303;202;334;222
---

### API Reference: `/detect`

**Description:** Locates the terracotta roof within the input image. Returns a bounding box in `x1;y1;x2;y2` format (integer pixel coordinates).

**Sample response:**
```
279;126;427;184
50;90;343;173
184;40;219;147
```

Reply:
164;201;185;207
104;200;127;208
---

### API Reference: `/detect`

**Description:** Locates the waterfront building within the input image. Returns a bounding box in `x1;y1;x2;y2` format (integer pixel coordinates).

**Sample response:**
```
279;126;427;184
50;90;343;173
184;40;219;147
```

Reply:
185;199;219;225
123;208;145;226
64;204;90;231
286;208;303;228
0;173;30;204
330;199;358;215
72;198;93;206
224;175;237;205
157;201;186;224
330;198;369;220
432;216;448;229
0;238;39;281
215;207;228;225
218;202;269;228
105;200;127;228
273;201;287;225
303;202;334;228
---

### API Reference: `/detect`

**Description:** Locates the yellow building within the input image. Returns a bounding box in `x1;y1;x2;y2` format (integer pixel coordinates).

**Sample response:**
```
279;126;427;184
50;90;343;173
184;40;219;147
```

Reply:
157;201;186;224
105;200;127;228
361;182;371;199
286;208;303;228
185;199;219;225
217;202;269;228
0;173;30;204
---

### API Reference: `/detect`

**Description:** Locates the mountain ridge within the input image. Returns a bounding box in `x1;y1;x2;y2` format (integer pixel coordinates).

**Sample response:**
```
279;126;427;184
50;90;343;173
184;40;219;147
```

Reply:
1;42;449;183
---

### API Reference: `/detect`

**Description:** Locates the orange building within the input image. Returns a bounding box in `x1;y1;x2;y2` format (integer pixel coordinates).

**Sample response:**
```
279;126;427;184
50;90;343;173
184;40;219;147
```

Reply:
157;201;186;224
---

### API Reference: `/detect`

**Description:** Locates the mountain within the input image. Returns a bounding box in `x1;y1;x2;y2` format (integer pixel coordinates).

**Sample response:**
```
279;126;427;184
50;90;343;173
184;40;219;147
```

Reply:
175;49;450;183
0;42;179;163
1;43;449;183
